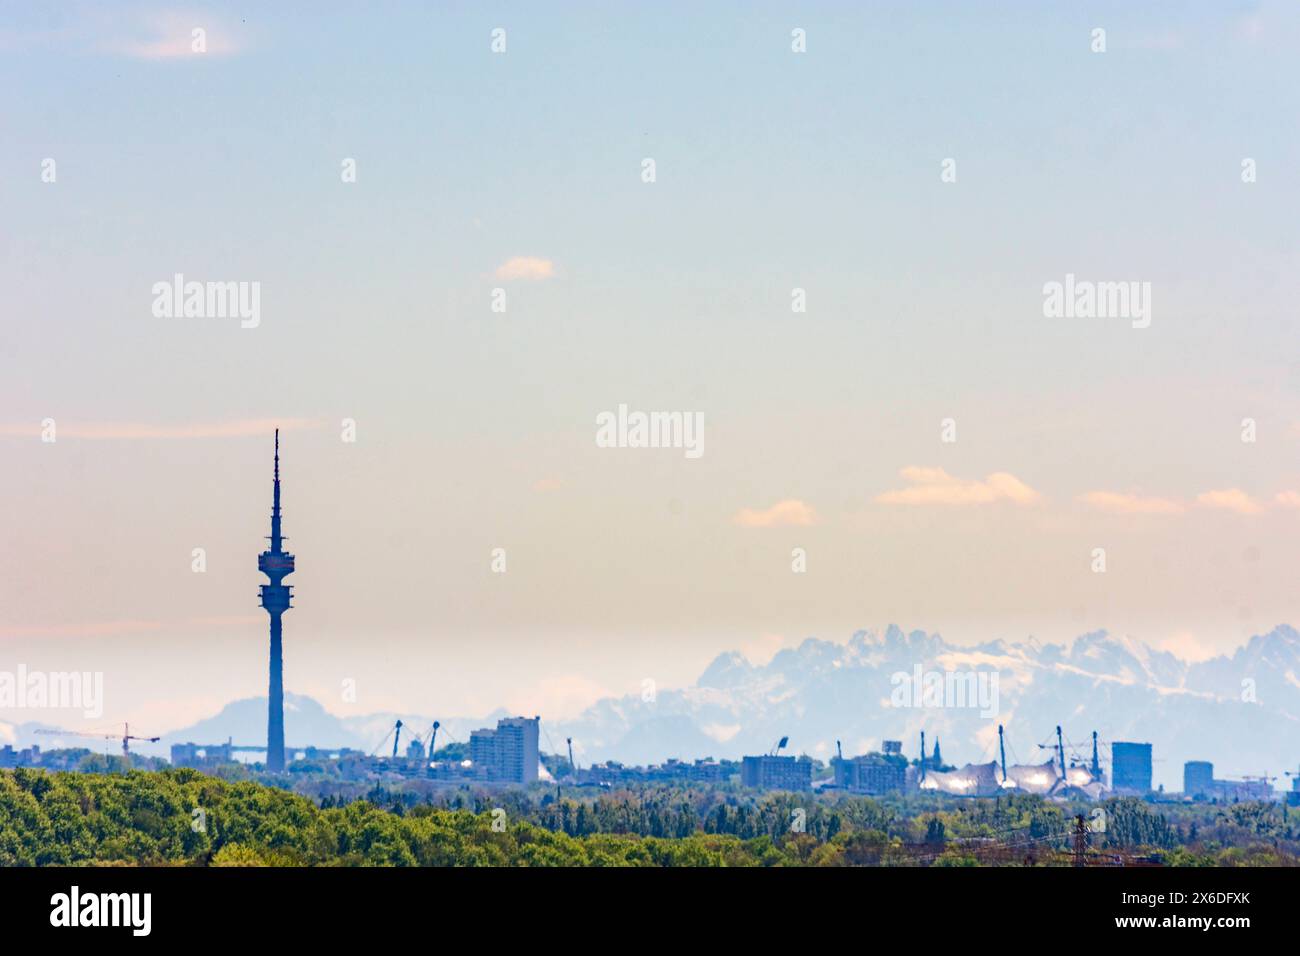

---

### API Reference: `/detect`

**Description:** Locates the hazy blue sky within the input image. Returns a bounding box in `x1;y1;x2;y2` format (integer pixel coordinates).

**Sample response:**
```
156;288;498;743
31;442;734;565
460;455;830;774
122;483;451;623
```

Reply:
2;1;1299;736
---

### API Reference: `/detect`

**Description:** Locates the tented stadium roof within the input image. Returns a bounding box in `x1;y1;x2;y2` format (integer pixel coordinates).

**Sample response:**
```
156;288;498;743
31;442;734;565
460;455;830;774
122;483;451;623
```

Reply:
1005;759;1062;795
919;760;1002;796
920;759;1104;797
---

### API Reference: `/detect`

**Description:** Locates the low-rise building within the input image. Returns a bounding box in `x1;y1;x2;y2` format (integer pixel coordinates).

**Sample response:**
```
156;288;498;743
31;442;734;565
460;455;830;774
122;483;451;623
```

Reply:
741;754;812;791
834;751;908;795
1183;761;1275;802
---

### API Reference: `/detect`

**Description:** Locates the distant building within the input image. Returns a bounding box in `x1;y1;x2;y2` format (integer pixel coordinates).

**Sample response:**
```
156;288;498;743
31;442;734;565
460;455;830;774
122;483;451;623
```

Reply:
1213;778;1273;802
469;716;539;785
3;745;41;767
741;755;812;791
575;757;736;787
835;751;908;795
171;741;235;769
0;745;87;771
1184;762;1274;802
1111;742;1153;794
688;759;728;782
1184;761;1215;798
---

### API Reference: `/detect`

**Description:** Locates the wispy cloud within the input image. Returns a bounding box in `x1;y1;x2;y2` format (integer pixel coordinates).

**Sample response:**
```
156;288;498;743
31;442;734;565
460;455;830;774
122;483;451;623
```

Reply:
1196;488;1265;515
1079;491;1185;515
109;13;247;60
494;256;556;281
875;467;1040;506
732;499;818;528
0;418;321;440
1275;491;1300;510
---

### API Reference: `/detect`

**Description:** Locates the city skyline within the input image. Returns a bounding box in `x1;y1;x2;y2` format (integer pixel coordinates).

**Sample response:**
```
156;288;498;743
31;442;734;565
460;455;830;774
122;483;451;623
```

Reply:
9;617;1297;795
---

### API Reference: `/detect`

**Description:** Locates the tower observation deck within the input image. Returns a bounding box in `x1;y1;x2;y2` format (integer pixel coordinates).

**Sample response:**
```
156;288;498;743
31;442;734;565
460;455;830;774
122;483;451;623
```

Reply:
258;429;295;772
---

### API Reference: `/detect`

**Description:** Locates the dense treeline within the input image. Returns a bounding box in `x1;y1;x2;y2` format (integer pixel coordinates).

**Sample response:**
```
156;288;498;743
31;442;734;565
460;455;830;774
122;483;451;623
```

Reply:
1;768;1296;866
0;768;766;866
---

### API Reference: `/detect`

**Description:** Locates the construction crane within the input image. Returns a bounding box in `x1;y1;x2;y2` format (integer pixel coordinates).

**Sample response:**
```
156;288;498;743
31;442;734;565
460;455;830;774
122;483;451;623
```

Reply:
35;722;160;758
768;736;789;757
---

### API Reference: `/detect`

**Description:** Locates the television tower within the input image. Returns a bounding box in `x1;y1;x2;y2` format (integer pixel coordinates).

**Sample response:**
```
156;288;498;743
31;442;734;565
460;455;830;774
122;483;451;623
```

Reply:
258;430;295;772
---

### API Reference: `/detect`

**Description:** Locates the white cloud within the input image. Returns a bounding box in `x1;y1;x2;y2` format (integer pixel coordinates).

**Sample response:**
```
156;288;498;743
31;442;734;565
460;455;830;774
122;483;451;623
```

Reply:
876;467;1040;506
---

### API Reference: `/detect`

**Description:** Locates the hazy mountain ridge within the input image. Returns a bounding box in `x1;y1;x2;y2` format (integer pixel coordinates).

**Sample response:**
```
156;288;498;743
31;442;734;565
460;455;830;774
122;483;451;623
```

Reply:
3;695;505;763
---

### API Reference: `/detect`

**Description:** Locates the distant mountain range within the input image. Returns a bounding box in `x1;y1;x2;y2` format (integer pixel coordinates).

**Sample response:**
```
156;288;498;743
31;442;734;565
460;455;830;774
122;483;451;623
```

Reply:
7;625;1298;791
550;624;1300;791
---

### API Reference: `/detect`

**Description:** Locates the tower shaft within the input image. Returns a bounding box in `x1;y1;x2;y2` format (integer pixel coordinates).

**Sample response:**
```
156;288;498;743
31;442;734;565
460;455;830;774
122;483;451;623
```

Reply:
267;613;285;771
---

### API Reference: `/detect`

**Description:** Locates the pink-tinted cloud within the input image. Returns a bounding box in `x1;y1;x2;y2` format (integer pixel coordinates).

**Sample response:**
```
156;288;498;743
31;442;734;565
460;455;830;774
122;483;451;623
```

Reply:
1274;491;1300;510
732;499;818;528
494;256;556;281
1078;491;1185;515
1196;488;1265;515
876;467;1040;506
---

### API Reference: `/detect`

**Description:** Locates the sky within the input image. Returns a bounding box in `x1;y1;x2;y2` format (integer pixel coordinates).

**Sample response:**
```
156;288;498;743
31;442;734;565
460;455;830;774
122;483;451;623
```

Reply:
2;1;1299;738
